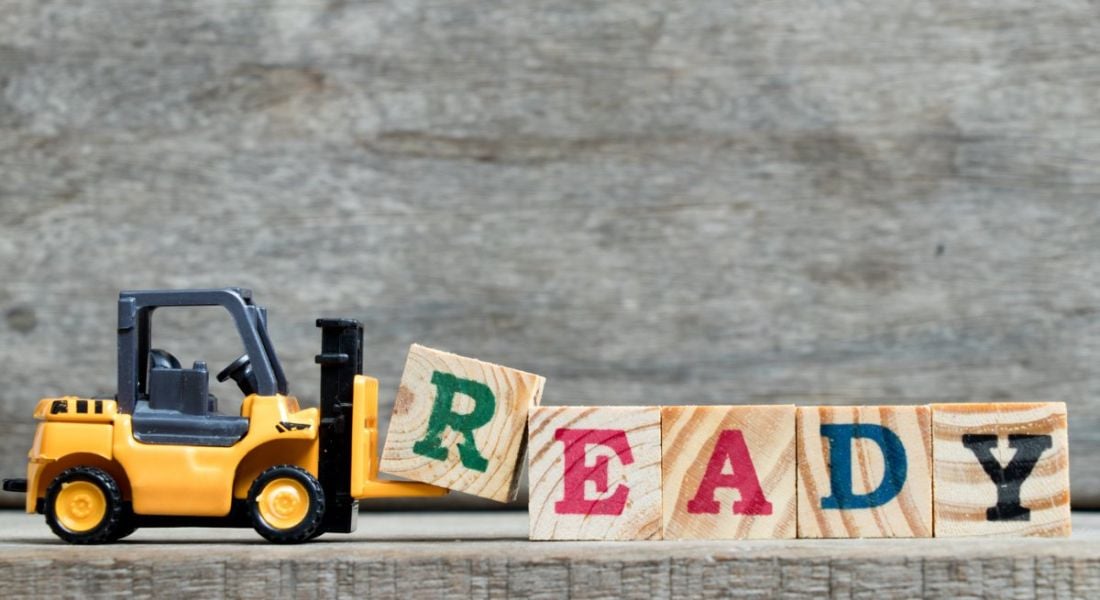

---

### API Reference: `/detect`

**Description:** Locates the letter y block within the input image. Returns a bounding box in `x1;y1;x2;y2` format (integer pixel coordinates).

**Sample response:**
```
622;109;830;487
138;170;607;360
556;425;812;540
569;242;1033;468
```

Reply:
932;402;1070;537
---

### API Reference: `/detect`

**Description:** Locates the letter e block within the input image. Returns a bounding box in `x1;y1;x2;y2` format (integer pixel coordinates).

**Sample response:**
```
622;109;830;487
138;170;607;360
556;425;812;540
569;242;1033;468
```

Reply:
528;406;661;540
932;402;1070;537
379;344;545;502
662;405;796;539
797;406;932;538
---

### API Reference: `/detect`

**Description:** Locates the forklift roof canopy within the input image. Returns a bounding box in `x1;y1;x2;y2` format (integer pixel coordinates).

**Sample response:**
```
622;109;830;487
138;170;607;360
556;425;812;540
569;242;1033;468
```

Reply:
116;288;288;413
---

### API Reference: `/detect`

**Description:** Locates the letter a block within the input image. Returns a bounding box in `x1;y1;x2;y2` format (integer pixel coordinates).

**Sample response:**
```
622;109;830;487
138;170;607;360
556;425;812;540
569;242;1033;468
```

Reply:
528;406;662;540
662;405;796;539
932;402;1070;537
379;344;545;502
797;406;932;538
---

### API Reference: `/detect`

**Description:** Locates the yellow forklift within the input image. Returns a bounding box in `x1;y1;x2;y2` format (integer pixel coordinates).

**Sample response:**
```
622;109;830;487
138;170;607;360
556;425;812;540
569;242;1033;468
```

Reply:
2;288;445;543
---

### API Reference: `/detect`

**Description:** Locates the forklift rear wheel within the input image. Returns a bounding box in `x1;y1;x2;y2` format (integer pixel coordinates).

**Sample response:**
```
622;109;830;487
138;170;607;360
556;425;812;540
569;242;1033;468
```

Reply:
248;465;325;543
45;467;125;544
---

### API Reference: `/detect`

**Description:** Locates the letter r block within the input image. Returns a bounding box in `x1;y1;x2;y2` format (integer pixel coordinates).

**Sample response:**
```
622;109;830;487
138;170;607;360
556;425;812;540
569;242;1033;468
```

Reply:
932;402;1070;537
380;344;545;502
662;405;796;539
528;406;661;540
796;406;932;538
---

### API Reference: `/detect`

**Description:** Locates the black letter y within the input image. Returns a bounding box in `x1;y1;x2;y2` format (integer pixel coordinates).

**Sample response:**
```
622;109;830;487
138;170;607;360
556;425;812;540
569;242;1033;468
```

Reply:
961;434;1052;521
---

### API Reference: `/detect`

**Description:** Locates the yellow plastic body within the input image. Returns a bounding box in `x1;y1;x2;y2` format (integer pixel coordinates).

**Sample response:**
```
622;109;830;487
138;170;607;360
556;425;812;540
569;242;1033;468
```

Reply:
23;375;444;518
25;395;319;516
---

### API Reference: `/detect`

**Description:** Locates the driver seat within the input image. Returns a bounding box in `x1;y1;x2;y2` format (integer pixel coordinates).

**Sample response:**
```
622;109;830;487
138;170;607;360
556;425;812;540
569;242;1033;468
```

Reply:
131;349;250;447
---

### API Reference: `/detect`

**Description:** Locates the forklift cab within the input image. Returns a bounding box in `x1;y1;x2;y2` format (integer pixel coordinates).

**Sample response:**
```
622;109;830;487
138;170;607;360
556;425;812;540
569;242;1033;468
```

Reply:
118;288;289;447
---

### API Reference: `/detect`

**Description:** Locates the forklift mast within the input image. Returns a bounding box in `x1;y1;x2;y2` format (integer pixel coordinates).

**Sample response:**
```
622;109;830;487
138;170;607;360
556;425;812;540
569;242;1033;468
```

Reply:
315;318;364;534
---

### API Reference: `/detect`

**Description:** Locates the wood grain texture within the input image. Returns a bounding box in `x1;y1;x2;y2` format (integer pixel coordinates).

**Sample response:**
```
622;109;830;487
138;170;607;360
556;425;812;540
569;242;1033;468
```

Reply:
528;406;661;540
933;402;1071;537
3;1;1100;509
661;405;795;540
797;405;932;538
1;511;1100;599
379;344;543;502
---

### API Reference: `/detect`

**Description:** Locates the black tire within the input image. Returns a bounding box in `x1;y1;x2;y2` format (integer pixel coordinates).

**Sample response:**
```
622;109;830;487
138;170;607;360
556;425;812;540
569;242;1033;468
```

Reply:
247;465;325;543
109;504;139;542
45;467;125;545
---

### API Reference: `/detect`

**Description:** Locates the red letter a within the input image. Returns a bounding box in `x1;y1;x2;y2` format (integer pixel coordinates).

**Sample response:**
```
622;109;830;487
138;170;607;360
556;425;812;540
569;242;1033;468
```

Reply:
553;428;633;515
686;429;772;515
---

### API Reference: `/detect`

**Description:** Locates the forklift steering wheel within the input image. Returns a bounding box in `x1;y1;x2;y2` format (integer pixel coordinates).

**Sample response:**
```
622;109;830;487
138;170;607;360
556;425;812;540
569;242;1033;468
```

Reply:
216;354;256;396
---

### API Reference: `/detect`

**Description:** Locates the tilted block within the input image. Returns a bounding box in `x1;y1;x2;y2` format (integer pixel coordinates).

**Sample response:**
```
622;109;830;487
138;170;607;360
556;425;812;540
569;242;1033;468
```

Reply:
662;405;796;539
528;406;662;540
932;402;1070;537
797;405;932;538
379;344;545;502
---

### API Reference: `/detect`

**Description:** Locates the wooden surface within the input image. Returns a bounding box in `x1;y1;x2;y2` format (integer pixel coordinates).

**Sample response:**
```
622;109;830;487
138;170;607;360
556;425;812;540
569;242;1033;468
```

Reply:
933;402;1071;537
3;1;1100;509
662;405;796;540
528;406;661;540
797;406;933;538
380;344;544;502
0;510;1098;598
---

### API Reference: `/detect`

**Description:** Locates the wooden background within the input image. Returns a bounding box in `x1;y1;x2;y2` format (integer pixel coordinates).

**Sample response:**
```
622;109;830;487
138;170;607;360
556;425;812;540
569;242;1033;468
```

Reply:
1;1;1099;508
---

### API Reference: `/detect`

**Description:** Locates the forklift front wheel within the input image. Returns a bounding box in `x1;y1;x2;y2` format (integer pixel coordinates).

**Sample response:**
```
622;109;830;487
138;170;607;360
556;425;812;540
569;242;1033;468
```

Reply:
248;465;325;543
45;467;125;544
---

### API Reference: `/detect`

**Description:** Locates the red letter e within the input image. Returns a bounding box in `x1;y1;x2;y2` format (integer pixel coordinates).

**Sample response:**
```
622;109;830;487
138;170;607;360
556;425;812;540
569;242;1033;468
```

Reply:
554;429;633;515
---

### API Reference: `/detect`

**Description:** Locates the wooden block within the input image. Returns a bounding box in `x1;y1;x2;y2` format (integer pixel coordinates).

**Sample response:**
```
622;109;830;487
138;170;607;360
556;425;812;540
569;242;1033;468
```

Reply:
796;405;932;538
379;344;545;502
661;405;796;540
932;402;1070;537
528;406;662;540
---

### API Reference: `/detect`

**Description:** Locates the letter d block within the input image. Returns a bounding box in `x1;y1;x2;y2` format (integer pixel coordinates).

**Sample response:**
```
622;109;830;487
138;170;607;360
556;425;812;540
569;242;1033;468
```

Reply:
797;406;932;538
380;344;545;502
528;406;661;540
932;402;1070;537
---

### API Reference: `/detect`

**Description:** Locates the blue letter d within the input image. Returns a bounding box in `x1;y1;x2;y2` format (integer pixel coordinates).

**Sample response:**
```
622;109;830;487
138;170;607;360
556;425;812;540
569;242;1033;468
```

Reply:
820;424;907;510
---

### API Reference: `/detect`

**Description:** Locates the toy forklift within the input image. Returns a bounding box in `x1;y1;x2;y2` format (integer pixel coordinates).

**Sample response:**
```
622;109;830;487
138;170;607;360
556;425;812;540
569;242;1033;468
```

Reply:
1;288;445;544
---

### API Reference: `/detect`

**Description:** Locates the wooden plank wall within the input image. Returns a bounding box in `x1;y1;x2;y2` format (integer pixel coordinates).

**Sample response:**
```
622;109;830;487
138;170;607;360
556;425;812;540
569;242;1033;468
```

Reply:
1;1;1099;507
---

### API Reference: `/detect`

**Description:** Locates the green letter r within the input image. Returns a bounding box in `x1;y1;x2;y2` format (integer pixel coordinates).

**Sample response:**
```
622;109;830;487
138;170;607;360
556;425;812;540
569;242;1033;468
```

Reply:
412;371;496;472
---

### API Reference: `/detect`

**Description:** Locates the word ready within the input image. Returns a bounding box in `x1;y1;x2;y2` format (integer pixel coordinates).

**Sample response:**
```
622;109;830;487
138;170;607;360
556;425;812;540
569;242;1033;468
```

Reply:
375;346;1068;540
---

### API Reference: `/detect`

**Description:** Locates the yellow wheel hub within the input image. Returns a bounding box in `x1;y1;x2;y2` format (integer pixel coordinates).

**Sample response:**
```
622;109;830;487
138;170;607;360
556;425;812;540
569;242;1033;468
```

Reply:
256;478;310;530
54;481;107;533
